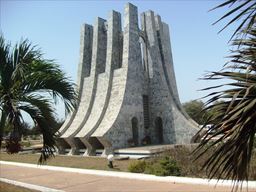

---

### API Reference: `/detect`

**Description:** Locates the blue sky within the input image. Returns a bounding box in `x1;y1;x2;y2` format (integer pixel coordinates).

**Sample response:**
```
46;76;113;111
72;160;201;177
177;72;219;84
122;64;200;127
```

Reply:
1;0;234;119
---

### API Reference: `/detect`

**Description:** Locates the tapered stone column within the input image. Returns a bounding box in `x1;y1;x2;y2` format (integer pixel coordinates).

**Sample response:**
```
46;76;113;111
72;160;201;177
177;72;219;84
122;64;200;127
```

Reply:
61;18;107;155
77;10;122;156
93;3;144;155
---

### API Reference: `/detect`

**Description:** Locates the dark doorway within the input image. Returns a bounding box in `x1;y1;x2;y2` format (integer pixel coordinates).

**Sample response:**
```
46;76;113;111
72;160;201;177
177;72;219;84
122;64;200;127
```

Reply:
132;117;139;145
155;117;163;144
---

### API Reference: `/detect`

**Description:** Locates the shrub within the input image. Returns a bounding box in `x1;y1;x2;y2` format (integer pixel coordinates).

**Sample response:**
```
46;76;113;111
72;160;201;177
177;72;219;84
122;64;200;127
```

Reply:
127;145;255;179
128;156;181;176
145;156;181;176
128;160;146;173
145;162;165;176
159;156;181;176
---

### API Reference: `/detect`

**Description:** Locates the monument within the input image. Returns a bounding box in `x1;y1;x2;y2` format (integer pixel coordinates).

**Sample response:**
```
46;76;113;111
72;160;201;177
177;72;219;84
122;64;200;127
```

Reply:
57;3;198;156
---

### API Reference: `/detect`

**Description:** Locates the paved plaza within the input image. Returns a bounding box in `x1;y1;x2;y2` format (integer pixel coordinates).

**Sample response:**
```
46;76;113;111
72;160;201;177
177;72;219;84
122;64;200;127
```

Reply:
1;162;255;192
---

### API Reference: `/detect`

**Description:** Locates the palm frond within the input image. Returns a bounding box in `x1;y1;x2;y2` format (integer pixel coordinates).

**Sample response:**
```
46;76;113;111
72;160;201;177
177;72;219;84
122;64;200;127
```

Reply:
23;60;78;114
11;39;42;81
0;36;77;162
0;35;14;90
19;103;57;164
36;116;57;164
211;0;256;40
20;94;56;123
194;25;256;186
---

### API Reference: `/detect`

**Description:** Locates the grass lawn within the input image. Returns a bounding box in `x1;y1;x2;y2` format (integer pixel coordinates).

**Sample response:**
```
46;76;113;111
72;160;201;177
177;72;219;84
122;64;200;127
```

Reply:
0;152;136;172
0;182;38;192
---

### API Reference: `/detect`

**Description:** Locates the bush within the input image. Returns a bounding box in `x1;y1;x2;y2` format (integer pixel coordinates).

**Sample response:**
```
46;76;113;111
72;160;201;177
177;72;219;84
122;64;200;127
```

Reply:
128;160;146;173
160;156;181;176
145;162;164;176
128;146;254;179
145;156;181;176
128;156;181;176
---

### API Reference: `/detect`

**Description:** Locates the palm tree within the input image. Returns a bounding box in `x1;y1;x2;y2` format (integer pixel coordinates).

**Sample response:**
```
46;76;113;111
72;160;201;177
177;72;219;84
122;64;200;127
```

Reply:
0;35;77;163
195;25;256;183
194;0;256;186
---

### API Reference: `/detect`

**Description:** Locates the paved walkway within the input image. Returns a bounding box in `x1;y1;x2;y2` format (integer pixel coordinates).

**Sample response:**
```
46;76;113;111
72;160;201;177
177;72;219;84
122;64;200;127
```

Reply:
0;162;255;192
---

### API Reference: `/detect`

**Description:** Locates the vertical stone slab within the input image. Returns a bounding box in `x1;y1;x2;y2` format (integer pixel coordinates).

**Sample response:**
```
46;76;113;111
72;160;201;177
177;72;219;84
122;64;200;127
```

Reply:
77;24;93;86
122;3;144;147
162;23;179;102
123;3;144;97
155;17;180;107
93;3;144;155
139;14;148;76
147;14;198;143
161;21;198;125
143;10;176;144
142;11;158;79
76;11;122;155
58;24;93;135
105;11;122;73
122;3;140;69
90;18;107;75
155;15;185;118
61;17;107;154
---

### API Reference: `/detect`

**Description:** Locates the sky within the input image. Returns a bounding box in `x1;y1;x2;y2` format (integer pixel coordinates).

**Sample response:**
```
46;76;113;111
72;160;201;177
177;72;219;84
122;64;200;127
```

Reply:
1;0;235;120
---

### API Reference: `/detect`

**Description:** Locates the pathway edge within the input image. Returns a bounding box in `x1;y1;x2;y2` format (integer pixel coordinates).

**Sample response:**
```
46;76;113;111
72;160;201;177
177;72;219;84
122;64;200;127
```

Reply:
1;160;255;189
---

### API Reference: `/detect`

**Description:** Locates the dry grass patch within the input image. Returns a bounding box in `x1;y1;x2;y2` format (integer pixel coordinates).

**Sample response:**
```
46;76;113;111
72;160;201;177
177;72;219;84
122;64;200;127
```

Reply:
0;153;136;172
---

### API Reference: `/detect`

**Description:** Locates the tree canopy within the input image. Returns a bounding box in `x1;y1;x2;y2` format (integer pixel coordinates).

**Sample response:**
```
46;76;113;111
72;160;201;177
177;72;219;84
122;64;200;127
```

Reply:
182;100;206;125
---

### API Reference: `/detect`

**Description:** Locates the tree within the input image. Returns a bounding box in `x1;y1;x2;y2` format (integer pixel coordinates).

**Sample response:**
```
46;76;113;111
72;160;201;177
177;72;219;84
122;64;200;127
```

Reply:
182;100;224;125
0;35;77;163
194;0;256;187
182;100;206;125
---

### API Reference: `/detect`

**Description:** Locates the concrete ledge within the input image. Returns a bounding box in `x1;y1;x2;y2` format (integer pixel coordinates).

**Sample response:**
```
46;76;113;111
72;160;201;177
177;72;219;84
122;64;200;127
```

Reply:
0;178;63;192
1;161;255;189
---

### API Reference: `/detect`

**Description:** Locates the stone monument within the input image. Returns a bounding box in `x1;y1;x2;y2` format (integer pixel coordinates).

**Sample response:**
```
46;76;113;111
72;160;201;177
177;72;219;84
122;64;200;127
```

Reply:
57;3;198;156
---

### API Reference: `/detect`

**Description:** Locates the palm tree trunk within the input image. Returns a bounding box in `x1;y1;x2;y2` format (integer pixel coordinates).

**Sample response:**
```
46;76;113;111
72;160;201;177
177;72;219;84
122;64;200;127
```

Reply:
0;110;7;148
